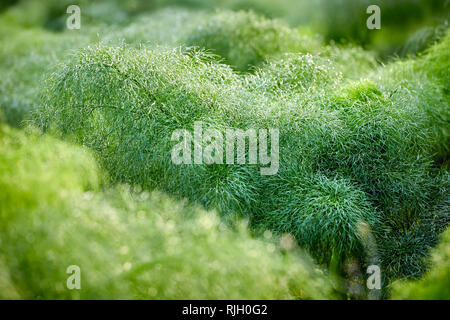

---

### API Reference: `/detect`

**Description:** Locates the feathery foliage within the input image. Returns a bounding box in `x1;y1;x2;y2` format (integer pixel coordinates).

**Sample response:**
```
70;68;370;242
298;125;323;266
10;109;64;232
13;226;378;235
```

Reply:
391;226;450;299
35;33;450;281
183;10;322;72
0;124;335;299
0;20;92;126
2;2;449;298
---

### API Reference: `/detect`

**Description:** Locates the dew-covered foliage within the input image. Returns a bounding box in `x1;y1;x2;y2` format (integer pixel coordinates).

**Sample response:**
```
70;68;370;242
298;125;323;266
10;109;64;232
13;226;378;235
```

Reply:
0;15;96;126
35;32;449;282
1;1;449;299
0;124;335;299
391;226;450;299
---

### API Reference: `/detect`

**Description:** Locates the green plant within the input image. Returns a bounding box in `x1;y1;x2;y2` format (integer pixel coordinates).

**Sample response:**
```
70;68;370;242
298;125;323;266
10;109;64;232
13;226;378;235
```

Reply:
183;10;322;72
391;226;450;299
0;124;335;299
0;21;93;126
35;31;450;281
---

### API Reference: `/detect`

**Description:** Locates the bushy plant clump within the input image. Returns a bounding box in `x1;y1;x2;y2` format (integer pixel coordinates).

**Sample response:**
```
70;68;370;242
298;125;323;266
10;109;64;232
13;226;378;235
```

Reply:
247;36;449;262
0;0;448;298
244;45;378;100
0;124;335;299
391;226;450;299
0;7;198;127
35;45;381;268
35;32;450;284
0;8;322;126
257;172;379;265
0;20;94;126
183;10;322;72
0;125;101;208
322;46;378;80
417;31;450;93
6;0;448;56
361;35;449;280
373;32;450;166
245;53;341;97
36;45;257;213
327;78;438;213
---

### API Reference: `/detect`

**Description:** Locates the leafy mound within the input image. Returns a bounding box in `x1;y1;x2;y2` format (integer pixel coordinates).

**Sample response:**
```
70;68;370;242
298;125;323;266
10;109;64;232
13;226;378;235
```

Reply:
0;124;334;299
0;125;100;207
35;45;384;268
418;31;450;91
37;35;450;283
245;53;341;96
183;10;322;72
257;173;379;265
0;22;92;126
1;1;449;299
391;226;450;299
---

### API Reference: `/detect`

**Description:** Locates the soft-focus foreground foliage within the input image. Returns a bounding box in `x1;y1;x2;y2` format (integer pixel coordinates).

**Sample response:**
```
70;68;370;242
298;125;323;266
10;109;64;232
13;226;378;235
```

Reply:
0;125;334;299
1;1;449;299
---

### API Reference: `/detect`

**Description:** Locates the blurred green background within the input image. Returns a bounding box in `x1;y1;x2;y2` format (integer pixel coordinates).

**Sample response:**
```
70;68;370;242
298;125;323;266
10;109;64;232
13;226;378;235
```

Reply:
1;0;448;57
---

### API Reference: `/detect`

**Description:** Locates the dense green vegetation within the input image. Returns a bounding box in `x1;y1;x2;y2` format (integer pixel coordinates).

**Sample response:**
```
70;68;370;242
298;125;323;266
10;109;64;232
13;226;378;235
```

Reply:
0;125;334;299
392;226;450;299
0;0;448;299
